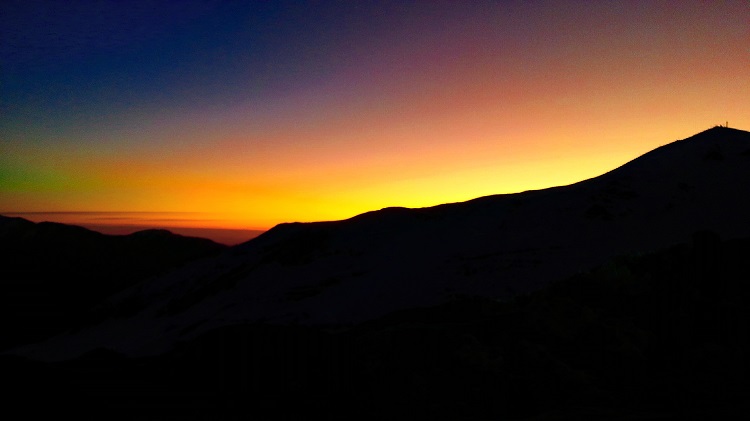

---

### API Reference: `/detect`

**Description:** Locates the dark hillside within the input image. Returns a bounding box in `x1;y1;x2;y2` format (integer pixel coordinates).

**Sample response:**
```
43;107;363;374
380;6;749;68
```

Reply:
0;215;226;350
4;231;749;419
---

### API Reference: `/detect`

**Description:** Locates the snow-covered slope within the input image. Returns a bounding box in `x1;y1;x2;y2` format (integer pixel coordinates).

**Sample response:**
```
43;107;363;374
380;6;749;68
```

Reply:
17;127;750;360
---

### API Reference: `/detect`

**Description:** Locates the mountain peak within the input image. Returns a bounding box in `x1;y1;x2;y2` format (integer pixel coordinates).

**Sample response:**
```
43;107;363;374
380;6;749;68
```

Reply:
692;125;749;140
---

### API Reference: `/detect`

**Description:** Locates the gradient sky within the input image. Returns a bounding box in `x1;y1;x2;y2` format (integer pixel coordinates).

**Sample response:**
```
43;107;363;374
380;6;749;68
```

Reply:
2;1;749;237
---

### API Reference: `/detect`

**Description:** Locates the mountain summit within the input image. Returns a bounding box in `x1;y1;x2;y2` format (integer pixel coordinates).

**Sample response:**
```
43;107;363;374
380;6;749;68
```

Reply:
16;127;750;360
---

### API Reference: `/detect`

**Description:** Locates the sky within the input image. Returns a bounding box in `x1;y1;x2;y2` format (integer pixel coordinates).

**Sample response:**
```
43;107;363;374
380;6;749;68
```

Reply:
1;0;749;243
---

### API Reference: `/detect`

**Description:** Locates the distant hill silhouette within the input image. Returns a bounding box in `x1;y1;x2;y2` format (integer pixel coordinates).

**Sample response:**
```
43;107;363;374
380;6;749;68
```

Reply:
0;216;226;350
15;126;750;361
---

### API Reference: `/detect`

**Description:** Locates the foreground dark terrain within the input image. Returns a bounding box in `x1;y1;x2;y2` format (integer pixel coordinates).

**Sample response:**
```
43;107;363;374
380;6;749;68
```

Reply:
3;127;750;419
3;231;749;419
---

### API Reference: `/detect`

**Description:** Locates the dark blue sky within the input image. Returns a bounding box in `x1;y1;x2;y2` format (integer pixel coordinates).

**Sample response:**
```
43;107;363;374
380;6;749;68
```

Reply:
2;1;417;128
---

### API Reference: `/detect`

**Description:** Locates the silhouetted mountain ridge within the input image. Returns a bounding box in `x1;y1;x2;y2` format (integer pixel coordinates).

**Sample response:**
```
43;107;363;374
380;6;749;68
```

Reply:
16;127;750;360
0;215;226;350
